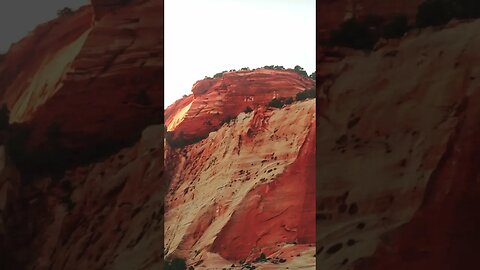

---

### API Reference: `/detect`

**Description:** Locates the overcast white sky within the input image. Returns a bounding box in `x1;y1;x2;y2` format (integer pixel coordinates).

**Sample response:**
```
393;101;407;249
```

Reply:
0;0;315;108
0;0;88;52
165;0;316;107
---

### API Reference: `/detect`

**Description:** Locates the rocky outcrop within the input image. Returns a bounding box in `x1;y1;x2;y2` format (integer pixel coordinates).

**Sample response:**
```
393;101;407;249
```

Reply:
0;1;165;269
0;125;164;270
165;100;316;268
165;69;314;141
0;0;163;153
316;19;480;269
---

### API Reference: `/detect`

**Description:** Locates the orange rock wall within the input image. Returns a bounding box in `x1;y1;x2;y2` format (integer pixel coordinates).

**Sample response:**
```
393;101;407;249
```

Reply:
165;69;314;140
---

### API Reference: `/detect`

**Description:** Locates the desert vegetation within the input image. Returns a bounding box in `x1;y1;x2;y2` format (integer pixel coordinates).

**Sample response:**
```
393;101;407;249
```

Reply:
416;0;480;27
328;0;480;50
57;7;74;16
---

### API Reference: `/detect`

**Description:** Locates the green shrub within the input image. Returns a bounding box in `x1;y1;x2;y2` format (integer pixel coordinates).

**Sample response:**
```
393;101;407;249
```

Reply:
309;71;316;80
268;98;285;109
254;253;268;263
330;18;378;50
164;258;187;270
213;71;227;78
285;97;294;105
293;65;309;77
296;88;316;101
383;15;409;38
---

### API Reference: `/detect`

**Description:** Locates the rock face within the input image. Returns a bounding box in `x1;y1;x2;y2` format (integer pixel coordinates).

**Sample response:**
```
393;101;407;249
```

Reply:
316;19;480;269
164;69;314;141
0;0;163;152
165;100;316;268
0;1;165;269
0;126;164;270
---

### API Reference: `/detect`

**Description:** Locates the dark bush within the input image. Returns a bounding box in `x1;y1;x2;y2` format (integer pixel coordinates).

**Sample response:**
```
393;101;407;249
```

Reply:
309;71;316;80
164;258;187;270
285;97;294;105
330;18;378;50
383;15;409;38
136;90;152;106
222;115;236;125
165;131;205;148
363;15;385;27
454;0;480;19
416;0;457;27
263;65;286;71
0;104;10;131
416;0;480;27
268;98;285;109
240;67;250;71
213;71;227;78
293;65;309;77
244;106;253;113
57;7;74;16
5;120;132;181
60;196;75;213
296;88;316;101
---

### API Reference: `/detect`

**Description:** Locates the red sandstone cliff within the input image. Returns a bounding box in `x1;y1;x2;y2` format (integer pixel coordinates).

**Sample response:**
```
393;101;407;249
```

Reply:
0;1;164;270
316;18;480;270
0;0;163;153
165;99;316;268
165;69;314;141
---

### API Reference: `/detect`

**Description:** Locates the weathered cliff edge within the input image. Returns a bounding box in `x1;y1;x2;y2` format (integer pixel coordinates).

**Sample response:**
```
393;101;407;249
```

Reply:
165;99;316;268
164;69;314;141
316;19;480;269
0;0;163;152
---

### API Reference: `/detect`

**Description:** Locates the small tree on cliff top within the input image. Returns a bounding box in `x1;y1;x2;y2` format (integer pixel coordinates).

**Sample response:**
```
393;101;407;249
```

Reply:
57;7;74;16
293;65;309;78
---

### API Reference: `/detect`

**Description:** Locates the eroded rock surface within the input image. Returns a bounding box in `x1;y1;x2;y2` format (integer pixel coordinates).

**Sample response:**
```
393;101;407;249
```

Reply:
316;19;480;269
0;0;163;152
164;69;314;141
165;100;316;268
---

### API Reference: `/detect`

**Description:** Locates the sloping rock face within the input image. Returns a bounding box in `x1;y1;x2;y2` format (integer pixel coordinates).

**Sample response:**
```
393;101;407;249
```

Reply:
164;69;314;141
0;6;93;120
0;1;165;269
0;0;163;151
0;125;164;270
316;19;480;269
164;100;316;268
